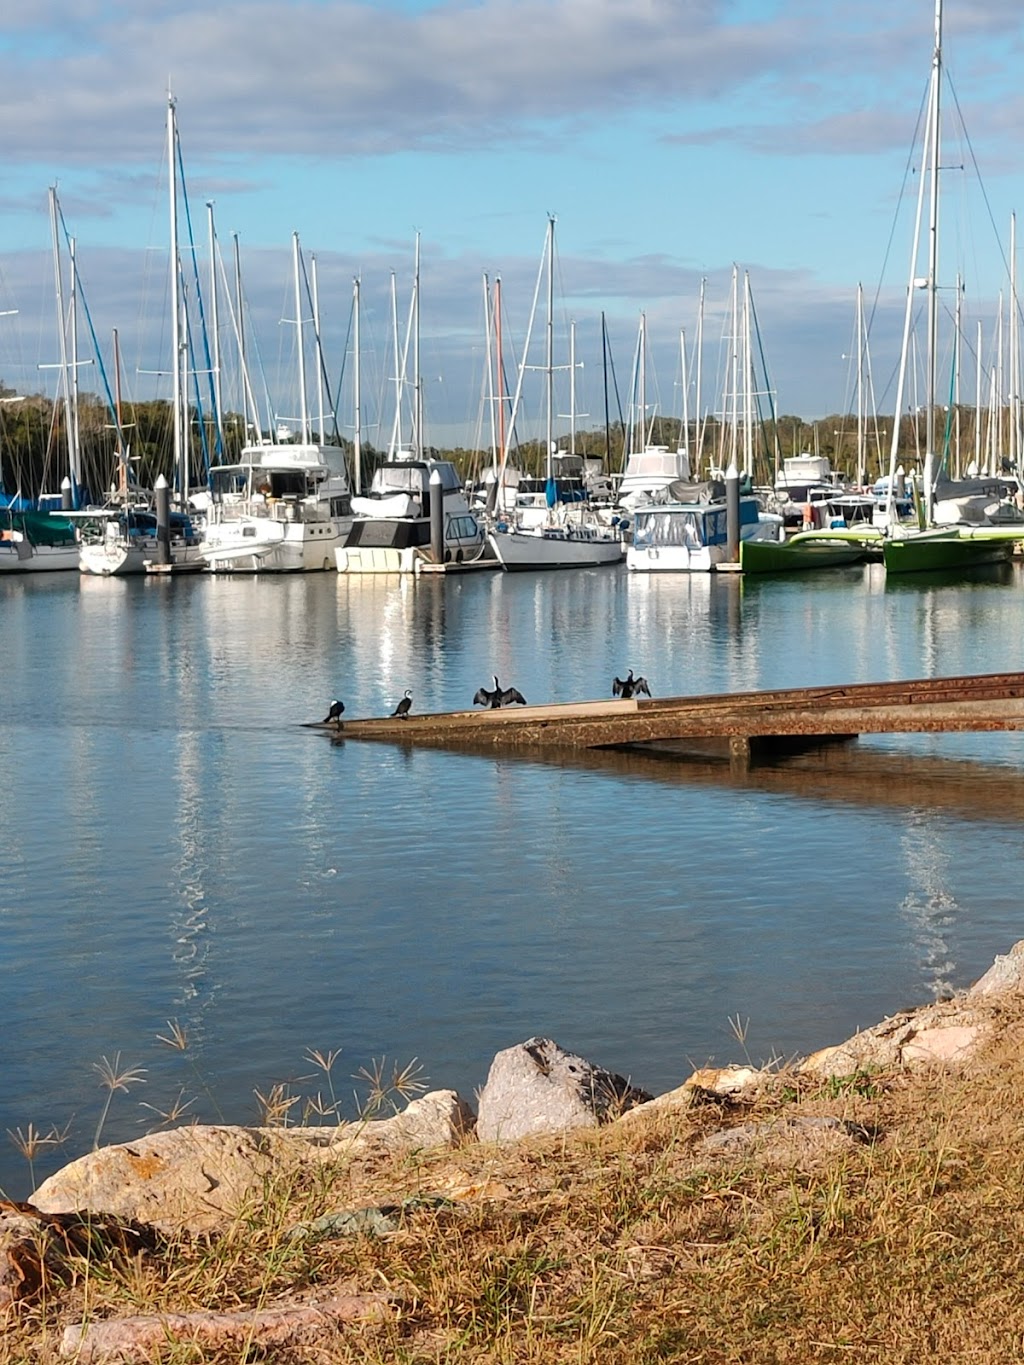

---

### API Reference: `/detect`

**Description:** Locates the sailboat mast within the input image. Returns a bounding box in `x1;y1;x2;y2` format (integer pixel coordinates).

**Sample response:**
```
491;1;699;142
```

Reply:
207;201;223;460
413;232;422;459
48;187;80;503
113;328;128;500
168;93;186;504
311;254;325;445
545;215;554;482
695;277;706;478
495;276;506;469
1011;214;1019;474
292;232;309;443
923;0;942;509
353;276;362;495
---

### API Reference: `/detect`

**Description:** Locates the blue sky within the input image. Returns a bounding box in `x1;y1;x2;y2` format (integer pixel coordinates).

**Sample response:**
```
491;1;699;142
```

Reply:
1;0;1023;449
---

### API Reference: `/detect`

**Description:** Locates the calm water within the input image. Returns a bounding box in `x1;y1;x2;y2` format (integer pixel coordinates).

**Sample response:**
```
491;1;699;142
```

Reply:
3;560;1024;1197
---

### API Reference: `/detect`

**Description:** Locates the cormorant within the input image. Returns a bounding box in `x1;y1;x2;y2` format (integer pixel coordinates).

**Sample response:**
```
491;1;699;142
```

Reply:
612;670;651;699
473;675;527;708
392;689;413;719
323;699;345;726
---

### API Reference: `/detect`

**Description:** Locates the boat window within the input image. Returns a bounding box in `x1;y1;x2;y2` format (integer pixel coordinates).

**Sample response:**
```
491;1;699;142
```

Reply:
210;467;248;496
372;466;427;495
633;511;703;548
449;515;479;540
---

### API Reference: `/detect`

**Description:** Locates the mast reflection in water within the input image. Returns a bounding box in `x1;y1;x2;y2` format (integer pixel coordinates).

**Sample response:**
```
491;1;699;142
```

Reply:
3;563;1024;1196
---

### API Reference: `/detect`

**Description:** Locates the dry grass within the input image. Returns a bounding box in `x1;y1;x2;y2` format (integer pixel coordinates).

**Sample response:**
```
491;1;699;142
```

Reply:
7;1003;1024;1363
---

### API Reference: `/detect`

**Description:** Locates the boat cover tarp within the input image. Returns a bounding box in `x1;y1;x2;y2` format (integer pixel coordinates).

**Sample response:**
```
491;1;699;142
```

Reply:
2;510;77;545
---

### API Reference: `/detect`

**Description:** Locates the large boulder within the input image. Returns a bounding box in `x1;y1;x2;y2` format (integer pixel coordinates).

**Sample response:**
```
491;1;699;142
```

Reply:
31;1090;474;1232
969;940;1024;996
476;1037;651;1143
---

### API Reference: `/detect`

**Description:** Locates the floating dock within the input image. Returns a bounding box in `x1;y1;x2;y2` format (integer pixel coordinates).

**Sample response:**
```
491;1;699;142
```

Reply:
316;670;1024;766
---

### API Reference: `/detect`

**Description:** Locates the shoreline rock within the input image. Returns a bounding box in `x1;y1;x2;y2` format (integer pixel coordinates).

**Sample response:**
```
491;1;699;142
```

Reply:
27;941;1024;1238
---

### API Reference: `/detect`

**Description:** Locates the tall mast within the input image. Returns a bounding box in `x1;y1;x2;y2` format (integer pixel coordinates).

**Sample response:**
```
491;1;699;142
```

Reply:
388;271;402;456
168;93;186;503
353;276;362;494
113;328;128;500
695;277;706;478
922;0;942;512
1011;214;1019;474
545;214;554;484
292;232;309;443
206;201;224;464
413;232;422;458
311;254;325;445
48;187;80;502
495;275;506;467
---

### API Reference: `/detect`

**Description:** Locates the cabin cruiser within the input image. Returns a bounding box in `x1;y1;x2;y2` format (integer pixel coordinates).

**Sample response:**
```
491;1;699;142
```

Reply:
627;477;783;572
196;442;352;572
616;444;691;511
336;454;488;573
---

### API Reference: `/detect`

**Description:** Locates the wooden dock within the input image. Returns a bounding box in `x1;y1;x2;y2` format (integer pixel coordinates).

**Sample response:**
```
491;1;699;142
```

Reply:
317;670;1024;766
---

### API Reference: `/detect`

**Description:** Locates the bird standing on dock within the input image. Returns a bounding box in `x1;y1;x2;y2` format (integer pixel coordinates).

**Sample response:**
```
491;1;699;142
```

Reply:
613;670;651;699
473;675;527;708
323;699;345;726
392;690;413;719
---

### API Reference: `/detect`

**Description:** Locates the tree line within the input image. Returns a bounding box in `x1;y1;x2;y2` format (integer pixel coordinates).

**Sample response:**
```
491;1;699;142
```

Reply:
0;382;1014;502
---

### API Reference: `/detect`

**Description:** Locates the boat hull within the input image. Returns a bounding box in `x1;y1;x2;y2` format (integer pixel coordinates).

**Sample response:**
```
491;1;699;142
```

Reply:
202;518;349;572
0;543;80;573
740;532;880;575
487;528;623;570
883;530;1016;575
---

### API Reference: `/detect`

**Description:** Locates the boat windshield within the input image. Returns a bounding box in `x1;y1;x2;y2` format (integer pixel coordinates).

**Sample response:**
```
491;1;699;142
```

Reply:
633;509;705;548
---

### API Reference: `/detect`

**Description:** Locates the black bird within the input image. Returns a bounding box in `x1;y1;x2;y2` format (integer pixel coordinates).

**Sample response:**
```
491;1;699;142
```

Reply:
473;675;527;708
392;689;413;719
612;669;651;699
323;699;345;726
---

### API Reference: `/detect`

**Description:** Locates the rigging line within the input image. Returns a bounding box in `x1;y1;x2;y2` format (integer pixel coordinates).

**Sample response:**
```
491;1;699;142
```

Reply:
298;248;342;443
175;136;222;462
183;286;212;483
945;81;1007;285
56;201;122;458
866;82;931;339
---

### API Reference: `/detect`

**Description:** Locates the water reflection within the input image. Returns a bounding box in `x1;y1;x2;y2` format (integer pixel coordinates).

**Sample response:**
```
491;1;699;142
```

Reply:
6;564;1024;1196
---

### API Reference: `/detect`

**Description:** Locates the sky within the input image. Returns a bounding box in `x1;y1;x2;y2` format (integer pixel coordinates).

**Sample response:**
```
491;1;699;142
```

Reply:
1;0;1023;451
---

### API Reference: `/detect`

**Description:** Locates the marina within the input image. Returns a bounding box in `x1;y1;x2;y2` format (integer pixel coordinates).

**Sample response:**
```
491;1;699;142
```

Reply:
5;561;1024;1200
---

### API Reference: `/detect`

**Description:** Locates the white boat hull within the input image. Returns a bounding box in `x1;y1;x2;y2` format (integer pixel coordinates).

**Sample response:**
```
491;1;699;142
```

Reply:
203;518;349;572
0;542;80;573
79;539;207;577
488;527;623;570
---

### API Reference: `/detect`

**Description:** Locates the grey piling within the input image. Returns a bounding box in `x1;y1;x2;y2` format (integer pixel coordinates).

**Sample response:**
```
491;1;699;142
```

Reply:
725;461;740;562
429;467;444;563
61;476;73;511
154;474;171;566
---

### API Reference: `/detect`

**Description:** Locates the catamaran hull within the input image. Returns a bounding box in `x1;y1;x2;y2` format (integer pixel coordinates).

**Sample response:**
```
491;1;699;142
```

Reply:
883;531;1016;575
740;532;881;574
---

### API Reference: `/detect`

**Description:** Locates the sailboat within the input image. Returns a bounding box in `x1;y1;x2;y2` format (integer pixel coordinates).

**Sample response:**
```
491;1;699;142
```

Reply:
487;218;623;571
77;96;207;576
198;229;353;572
882;1;1018;575
336;238;488;572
